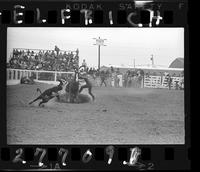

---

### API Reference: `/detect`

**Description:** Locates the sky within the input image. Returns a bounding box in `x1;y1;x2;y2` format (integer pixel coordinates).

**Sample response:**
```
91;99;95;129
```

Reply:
7;27;184;68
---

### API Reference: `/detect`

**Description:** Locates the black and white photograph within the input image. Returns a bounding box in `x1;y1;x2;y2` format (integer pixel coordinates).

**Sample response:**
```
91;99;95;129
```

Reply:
7;27;184;145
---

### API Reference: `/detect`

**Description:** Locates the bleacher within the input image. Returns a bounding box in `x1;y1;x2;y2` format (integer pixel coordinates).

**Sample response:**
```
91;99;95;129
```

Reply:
7;48;79;72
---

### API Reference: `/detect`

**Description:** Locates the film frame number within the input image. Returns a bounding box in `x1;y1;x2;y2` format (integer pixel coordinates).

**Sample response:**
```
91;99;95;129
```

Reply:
12;148;26;164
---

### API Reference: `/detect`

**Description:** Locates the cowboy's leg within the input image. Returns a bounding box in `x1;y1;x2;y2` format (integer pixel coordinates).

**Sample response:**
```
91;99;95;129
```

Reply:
100;79;103;86
88;86;95;101
79;85;88;93
104;80;107;87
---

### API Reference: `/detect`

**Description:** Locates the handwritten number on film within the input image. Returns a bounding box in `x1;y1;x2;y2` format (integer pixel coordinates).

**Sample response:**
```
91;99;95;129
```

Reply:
106;146;114;164
34;148;47;167
12;146;145;167
147;163;154;170
58;148;68;166
12;148;26;164
123;147;141;166
82;149;93;163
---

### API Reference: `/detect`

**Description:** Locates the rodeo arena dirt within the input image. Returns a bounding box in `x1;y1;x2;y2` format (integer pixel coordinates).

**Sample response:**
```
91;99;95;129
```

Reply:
6;47;185;145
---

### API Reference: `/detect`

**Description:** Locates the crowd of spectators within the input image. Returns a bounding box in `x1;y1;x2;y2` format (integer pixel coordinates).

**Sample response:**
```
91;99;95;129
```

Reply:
83;66;184;88
122;69;144;88
7;46;79;72
79;64;144;88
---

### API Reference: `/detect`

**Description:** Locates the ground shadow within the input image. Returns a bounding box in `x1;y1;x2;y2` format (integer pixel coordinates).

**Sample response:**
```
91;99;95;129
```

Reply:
56;93;91;103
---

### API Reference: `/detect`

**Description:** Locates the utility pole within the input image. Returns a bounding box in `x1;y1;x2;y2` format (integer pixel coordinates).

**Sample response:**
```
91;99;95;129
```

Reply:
93;37;107;70
133;58;135;68
151;54;154;67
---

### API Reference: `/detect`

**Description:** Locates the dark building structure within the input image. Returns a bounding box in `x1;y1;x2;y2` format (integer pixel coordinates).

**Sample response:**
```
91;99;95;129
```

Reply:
169;58;184;68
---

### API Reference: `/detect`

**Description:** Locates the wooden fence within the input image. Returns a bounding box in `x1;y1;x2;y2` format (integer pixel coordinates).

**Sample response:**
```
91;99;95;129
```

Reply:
7;68;184;89
144;75;184;89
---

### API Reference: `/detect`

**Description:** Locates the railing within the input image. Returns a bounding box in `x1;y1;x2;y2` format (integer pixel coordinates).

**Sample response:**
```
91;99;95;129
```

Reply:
144;75;184;89
7;68;184;89
12;48;78;54
7;68;74;85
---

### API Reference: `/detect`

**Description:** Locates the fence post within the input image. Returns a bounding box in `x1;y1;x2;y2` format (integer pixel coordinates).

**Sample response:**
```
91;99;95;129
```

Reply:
36;71;38;80
11;70;14;80
54;72;57;82
15;70;17;80
159;76;161;88
19;70;21;80
13;70;15;80
141;76;144;88
150;76;152;88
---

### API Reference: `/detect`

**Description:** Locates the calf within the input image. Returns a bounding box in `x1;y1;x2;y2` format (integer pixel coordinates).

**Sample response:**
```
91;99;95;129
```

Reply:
29;80;64;106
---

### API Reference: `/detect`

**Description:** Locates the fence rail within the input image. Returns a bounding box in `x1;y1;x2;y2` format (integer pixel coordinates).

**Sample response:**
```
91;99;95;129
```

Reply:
12;48;77;53
7;68;184;89
7;68;74;85
144;75;184;89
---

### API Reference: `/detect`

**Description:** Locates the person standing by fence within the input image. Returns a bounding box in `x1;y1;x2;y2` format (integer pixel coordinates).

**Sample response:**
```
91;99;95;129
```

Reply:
115;68;121;87
175;81;179;90
115;74;120;87
137;75;143;88
167;75;173;90
123;72;128;87
179;77;184;90
100;70;107;87
127;75;132;87
54;45;60;56
82;59;87;72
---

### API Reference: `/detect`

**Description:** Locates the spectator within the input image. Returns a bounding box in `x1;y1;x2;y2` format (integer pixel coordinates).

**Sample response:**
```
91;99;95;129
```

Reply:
127;75;132;87
100;70;107;87
27;49;30;55
88;67;93;74
115;74;120;87
123;72;128;87
54;45;60;56
81;59;87;71
180;77;184;90
128;70;131;76
167;75;173;90
76;48;79;56
181;70;184;77
116;68;120;74
105;69;110;77
110;66;114;73
82;59;87;67
175;81;179;90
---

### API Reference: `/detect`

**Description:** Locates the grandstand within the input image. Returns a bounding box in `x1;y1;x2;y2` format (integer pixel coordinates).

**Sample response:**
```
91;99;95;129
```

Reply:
7;48;79;72
6;48;79;85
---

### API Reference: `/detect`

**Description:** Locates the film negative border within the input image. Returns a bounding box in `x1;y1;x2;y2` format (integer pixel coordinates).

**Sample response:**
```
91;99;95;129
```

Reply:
0;146;190;170
0;0;188;27
0;0;190;171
